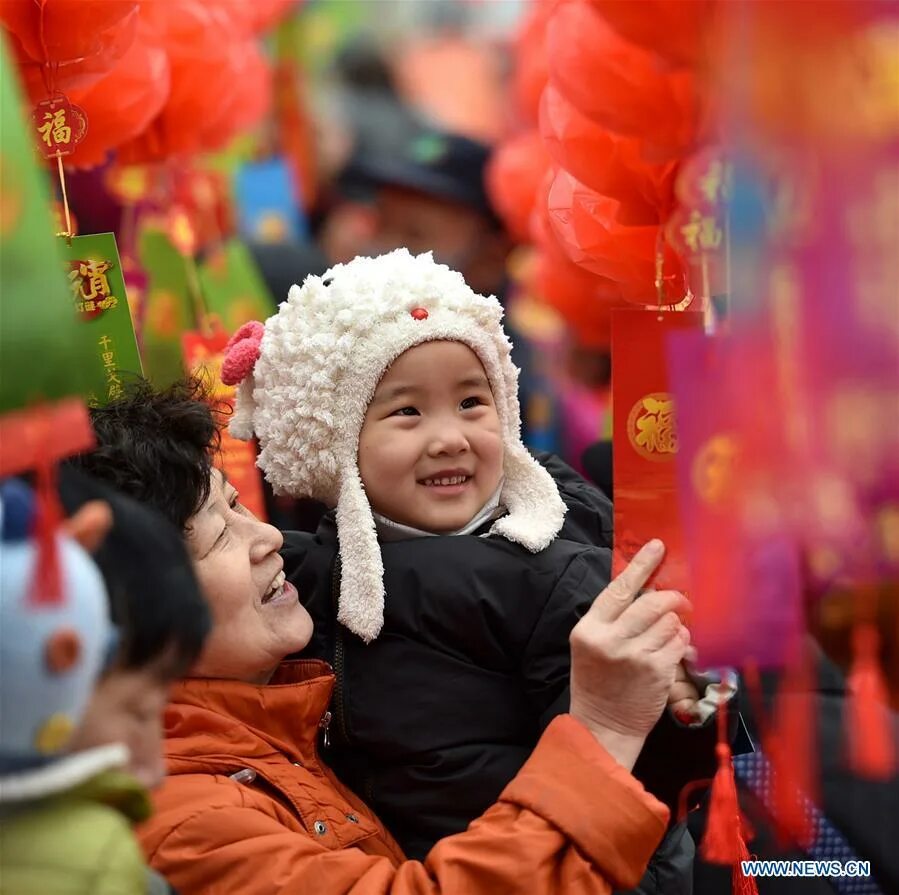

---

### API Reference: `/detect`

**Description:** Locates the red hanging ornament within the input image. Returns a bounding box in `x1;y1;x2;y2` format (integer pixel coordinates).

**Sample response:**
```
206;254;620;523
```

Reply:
767;652;818;849
31;94;87;159
588;0;716;68
546;169;688;305
847;622;895;779
701;701;759;895
539;85;677;220
546;0;701;160
485;131;552;244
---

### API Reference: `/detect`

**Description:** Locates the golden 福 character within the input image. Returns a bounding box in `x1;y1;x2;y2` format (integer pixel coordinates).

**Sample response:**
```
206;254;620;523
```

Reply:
634;397;677;455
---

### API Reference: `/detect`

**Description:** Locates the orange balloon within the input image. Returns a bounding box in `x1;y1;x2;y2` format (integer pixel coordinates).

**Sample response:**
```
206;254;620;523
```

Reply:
539;85;678;223
485;131;552;244
546;168;687;305
546;0;699;159
588;0;716;67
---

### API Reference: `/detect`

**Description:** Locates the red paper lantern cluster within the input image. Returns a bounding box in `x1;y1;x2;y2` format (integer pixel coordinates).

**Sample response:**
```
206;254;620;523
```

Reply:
490;0;724;331
2;0;293;168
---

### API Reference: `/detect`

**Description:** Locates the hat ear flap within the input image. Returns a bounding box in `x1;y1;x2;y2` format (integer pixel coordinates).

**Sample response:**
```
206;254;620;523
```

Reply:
229;376;257;441
492;445;566;552
335;469;385;643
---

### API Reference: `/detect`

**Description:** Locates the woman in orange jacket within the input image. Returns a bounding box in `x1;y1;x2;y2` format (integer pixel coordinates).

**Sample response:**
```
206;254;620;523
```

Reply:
75;382;695;895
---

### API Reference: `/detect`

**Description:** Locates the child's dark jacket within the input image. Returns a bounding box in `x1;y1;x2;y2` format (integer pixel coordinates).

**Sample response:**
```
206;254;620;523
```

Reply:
282;453;716;890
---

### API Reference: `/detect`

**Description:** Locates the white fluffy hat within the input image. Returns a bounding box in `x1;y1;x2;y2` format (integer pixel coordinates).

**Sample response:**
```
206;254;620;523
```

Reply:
225;249;565;642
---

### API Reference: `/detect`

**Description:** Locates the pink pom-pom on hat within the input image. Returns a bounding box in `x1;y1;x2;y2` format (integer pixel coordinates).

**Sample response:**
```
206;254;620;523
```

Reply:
221;321;264;387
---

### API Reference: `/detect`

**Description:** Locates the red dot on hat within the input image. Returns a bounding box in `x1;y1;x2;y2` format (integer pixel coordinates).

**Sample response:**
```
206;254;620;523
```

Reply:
410;307;429;320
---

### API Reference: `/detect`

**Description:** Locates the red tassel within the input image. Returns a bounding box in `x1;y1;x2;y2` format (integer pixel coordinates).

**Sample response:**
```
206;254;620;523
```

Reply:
847;623;895;779
768;651;817;848
701;700;752;865
732;835;760;895
30;455;63;606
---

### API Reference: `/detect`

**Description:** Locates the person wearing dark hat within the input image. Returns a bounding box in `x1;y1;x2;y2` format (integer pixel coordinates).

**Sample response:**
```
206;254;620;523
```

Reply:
338;125;511;297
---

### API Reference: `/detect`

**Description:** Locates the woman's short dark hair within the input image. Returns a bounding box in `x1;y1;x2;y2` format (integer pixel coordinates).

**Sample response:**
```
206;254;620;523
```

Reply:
70;378;220;531
57;467;211;678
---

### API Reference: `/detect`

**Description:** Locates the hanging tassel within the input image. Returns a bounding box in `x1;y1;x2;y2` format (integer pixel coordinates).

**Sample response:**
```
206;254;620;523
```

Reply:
768;649;817;848
701;698;750;863
847;622;895;779
732;835;760;895
30;450;64;606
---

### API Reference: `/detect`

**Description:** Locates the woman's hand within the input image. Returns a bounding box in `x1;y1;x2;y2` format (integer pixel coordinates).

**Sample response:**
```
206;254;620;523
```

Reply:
569;540;692;769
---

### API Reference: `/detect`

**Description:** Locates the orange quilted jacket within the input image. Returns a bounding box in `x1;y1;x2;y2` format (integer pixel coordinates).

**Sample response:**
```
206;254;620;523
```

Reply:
138;659;668;895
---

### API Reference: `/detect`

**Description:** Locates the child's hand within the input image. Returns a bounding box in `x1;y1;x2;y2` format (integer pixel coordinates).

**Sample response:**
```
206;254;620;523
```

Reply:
668;659;702;725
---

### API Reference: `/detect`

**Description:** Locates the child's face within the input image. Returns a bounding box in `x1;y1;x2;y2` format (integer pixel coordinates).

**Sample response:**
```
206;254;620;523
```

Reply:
358;341;504;533
67;662;172;790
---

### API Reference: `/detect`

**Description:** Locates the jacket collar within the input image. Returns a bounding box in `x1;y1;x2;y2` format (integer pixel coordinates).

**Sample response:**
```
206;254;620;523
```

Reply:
164;660;334;773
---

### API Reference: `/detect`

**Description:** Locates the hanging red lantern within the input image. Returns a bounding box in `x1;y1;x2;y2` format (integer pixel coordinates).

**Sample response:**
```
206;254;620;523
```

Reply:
65;28;171;169
539;84;678;223
485;131;552;244
546;0;700;159
532;249;626;348
588;0;716;68
2;0;139;95
511;0;558;125
116;0;270;163
546;168;687;305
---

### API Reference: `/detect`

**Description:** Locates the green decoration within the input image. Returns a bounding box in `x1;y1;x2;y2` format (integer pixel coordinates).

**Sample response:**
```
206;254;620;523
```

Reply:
58;233;143;405
137;228;195;387
198;240;275;333
0;35;89;412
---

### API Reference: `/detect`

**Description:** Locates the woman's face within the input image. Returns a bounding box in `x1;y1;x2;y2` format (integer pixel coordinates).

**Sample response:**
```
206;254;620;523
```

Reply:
186;471;312;683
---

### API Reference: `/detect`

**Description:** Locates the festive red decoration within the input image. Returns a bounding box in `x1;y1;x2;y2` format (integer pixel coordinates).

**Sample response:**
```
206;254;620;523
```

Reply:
847;623;895;778
700;704;760;894
221;321;265;386
539;84;677;221
546;169;688;305
588;0;715;68
546;0;700;159
485;131;552;244
3;0;139;95
511;0;556;125
532;251;624;348
410;308;429;321
116;1;272;164
31;94;87;158
65;26;171;169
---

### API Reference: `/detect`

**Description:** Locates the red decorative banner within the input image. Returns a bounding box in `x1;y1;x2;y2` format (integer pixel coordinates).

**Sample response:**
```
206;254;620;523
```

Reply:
31;95;87;159
182;325;267;521
612;308;702;590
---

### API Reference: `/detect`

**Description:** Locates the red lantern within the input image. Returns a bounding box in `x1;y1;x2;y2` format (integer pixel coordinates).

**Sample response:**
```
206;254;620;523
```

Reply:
116;1;270;163
539;85;678;223
546;168;687;305
2;0;139;94
65;28;171;169
546;0;700;159
485;131;552;244
588;0;716;67
511;0;558;125
532;250;625;348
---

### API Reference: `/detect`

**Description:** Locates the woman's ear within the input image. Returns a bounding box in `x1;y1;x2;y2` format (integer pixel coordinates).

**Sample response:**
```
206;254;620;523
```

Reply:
62;500;112;553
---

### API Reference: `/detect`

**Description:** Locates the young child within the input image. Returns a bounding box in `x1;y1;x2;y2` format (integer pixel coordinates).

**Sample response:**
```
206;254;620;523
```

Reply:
0;479;150;895
57;468;212;790
224;249;723;890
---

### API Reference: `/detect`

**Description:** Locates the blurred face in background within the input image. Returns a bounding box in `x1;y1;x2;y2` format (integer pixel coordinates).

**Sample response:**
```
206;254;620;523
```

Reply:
366;186;509;295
